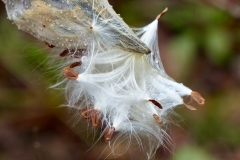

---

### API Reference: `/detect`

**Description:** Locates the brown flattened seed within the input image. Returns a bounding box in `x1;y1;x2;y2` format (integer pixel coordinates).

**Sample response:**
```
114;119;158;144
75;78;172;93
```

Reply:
70;61;82;68
191;91;205;106
81;106;94;119
156;7;168;20
60;49;69;57
149;99;163;109
91;109;101;127
153;114;162;124
184;103;197;111
62;67;78;80
45;42;55;48
104;126;115;142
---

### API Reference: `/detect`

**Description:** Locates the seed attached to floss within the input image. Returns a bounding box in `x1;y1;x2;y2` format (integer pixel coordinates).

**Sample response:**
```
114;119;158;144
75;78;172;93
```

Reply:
72;49;86;58
184;103;197;111
104;126;115;142
60;49;85;58
81;106;94;119
62;67;78;80
70;61;82;68
153;114;162;124
156;7;168;20
45;42;55;48
60;49;69;57
91;109;101;127
149;99;163;109
191;91;205;106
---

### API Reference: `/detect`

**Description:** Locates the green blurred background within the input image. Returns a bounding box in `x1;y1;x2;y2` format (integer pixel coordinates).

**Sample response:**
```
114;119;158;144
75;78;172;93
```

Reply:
0;0;240;159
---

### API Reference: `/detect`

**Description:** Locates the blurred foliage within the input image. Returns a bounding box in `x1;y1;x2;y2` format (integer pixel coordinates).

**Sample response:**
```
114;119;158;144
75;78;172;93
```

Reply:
1;0;240;160
173;145;218;160
0;16;63;116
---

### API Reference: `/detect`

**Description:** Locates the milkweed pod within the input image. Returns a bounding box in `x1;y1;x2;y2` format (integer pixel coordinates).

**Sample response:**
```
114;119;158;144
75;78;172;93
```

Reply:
2;0;151;54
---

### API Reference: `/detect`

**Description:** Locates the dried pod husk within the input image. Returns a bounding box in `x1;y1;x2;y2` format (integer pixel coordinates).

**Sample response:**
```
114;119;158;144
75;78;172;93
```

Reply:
104;126;115;142
2;0;151;54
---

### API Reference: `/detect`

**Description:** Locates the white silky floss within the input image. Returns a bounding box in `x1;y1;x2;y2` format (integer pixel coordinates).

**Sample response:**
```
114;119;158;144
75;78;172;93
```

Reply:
2;0;205;159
